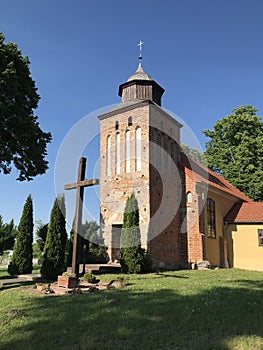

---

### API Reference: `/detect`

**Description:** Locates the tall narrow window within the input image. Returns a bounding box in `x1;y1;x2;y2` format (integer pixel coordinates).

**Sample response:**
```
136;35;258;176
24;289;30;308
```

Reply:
116;132;120;175
168;137;172;174
153;128;158;169
161;133;165;174
173;142;177;164
125;130;130;173
136;127;142;171
187;191;193;203
115;120;119;130
258;230;263;246
128;116;132;126
106;135;111;176
207;198;216;238
198;196;205;234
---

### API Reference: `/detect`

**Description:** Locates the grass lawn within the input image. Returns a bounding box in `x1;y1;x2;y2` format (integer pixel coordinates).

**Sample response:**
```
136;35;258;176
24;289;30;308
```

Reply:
0;268;262;350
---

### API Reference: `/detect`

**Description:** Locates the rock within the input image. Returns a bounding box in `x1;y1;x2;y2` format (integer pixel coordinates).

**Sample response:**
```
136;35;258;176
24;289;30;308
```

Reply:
196;260;211;270
108;298;120;306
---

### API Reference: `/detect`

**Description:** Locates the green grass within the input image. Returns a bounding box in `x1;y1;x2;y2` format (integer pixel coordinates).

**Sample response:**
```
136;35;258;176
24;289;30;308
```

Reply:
0;269;262;350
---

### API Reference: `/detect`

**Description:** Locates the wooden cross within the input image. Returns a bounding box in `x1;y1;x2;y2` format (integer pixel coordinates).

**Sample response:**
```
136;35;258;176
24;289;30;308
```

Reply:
64;157;99;276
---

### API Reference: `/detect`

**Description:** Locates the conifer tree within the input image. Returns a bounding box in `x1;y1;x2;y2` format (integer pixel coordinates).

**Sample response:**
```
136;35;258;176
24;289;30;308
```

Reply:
120;193;144;273
8;194;33;275
41;195;67;280
0;216;17;255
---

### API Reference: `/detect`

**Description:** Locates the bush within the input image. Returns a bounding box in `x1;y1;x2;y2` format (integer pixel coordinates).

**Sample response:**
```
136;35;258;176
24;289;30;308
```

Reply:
7;261;18;276
82;272;97;284
10;195;33;274
41;195;67;281
120;194;144;274
141;250;153;273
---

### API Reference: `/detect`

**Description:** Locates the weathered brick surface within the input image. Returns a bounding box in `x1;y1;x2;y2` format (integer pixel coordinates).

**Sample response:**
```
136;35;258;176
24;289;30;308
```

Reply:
99;101;185;267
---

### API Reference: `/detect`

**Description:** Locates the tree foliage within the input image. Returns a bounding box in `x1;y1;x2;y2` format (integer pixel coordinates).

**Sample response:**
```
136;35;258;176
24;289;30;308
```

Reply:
66;221;106;274
120;193;144;273
181;144;206;165
8;194;33;275
0;215;17;255
0;33;52;180
41;195;67;280
35;220;48;252
203;105;263;201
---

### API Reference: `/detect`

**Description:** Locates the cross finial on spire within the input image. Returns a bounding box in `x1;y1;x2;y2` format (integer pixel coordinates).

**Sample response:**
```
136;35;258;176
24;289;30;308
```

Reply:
137;40;144;65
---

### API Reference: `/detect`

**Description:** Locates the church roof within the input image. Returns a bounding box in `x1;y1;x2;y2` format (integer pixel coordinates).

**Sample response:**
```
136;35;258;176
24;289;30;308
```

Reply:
224;202;263;223
127;63;153;82
181;152;251;202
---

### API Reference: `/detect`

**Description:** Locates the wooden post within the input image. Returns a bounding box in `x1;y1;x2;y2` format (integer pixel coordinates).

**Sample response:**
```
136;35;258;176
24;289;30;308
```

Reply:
64;157;99;276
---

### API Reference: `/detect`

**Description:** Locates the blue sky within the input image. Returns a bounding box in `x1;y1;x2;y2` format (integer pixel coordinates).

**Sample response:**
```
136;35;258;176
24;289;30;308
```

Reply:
0;0;262;231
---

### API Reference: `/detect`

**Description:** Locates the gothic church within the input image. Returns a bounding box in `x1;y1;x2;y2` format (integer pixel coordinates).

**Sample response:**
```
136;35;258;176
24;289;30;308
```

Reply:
98;59;263;271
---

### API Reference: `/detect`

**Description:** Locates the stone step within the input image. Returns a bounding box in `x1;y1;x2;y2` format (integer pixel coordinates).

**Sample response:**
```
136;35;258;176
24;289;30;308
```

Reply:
68;264;121;275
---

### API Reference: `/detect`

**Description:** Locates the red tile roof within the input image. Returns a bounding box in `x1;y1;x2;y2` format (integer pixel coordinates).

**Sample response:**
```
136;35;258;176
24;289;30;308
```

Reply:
181;152;251;202
224;202;263;223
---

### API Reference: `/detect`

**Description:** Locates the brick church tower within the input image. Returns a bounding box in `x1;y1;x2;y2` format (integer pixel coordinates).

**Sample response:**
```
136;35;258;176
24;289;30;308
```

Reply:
98;58;188;268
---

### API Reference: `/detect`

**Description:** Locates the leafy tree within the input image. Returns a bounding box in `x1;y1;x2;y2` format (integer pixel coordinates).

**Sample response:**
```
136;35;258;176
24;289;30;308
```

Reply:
120;193;144;273
35;220;48;252
0;216;17;255
181;144;206;165
65;221;106;275
32;242;42;261
41;195;67;280
8;194;33;275
203;105;263;201
79;221;106;273
0;33;52;181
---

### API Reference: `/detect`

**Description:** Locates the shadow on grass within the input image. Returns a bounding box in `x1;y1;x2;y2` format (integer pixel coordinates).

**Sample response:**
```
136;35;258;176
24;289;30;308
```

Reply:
0;280;262;350
155;272;189;279
0;280;37;292
233;279;263;289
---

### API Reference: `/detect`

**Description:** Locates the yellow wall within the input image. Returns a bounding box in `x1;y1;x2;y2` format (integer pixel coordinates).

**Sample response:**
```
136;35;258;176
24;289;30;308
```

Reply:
226;224;263;271
205;190;237;266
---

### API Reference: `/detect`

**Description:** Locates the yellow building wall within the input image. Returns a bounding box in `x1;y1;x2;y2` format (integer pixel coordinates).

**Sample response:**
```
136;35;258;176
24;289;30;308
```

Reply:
226;224;263;271
205;191;237;266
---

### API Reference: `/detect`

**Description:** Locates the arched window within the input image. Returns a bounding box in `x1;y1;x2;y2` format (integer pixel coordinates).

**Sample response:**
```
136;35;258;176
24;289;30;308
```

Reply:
128;116;132;126
106;135;111;176
135;127;142;171
125;129;130;173
116;132;120;175
187;191;193;203
207;198;216;238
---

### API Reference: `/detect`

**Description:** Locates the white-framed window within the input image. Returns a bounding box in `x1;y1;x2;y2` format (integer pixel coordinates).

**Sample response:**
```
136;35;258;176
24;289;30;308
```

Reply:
106;135;111;176
135;127;142;171
125;129;130;173
116;132;121;175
